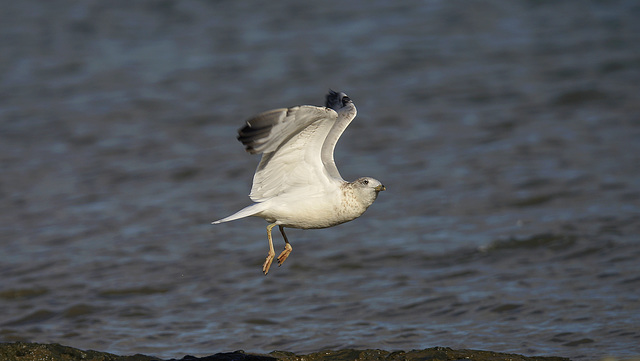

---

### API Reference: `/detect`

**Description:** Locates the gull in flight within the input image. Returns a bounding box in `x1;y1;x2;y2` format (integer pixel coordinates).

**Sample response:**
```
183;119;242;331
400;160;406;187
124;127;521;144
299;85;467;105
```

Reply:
213;90;385;275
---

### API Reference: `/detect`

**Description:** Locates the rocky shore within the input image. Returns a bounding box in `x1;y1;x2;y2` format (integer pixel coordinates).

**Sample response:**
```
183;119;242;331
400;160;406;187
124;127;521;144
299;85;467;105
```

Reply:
0;343;571;361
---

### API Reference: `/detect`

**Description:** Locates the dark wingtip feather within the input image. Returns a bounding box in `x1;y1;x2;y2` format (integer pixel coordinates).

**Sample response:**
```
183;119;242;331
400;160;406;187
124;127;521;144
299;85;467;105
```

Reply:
237;123;270;153
236;109;285;154
325;90;340;108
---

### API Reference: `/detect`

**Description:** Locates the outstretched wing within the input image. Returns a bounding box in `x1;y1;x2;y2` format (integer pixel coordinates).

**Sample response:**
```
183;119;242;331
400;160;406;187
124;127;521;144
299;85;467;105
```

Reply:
320;91;357;180
237;105;342;202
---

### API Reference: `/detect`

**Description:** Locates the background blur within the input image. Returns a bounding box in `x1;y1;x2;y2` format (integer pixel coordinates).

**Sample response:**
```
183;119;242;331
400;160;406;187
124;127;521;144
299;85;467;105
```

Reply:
1;1;639;360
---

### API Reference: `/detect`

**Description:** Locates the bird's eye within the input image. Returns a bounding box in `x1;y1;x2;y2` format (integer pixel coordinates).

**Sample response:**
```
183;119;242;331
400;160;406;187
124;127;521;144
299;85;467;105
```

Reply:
362;179;369;185
342;96;351;105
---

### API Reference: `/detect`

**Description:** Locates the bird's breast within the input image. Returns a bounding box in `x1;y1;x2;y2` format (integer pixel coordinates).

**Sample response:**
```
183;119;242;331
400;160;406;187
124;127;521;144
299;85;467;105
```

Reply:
256;189;365;229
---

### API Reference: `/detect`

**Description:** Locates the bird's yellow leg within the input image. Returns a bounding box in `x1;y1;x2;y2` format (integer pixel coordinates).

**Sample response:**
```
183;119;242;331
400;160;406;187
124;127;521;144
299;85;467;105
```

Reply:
277;225;292;267
262;223;277;275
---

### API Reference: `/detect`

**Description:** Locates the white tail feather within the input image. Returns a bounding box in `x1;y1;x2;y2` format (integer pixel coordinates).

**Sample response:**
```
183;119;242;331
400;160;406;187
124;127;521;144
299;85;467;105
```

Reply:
212;203;268;224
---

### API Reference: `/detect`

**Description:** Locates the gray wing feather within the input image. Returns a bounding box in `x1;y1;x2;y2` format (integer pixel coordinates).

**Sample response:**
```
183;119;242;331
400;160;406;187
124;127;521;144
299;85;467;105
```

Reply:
237;106;337;155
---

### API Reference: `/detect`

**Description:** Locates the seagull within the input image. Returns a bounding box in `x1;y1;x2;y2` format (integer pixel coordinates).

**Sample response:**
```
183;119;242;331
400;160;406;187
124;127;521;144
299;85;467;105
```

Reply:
212;90;385;275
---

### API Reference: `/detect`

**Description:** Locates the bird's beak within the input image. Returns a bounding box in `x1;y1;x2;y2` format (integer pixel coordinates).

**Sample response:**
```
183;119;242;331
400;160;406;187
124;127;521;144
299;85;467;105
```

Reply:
375;184;386;192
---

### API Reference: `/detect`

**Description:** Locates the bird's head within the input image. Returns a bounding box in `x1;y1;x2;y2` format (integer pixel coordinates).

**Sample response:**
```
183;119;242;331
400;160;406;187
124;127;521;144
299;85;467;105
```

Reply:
351;177;386;206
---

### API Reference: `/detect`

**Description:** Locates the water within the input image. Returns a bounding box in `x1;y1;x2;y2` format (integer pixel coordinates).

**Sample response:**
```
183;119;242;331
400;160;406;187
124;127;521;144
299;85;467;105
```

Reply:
1;1;639;360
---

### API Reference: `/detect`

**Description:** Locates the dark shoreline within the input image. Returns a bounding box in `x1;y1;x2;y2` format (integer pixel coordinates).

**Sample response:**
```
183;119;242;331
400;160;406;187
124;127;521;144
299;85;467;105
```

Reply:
0;342;571;361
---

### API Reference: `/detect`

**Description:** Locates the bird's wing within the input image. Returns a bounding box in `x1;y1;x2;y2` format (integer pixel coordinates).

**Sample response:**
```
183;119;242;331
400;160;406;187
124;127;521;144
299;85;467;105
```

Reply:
237;105;342;202
320;102;357;180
